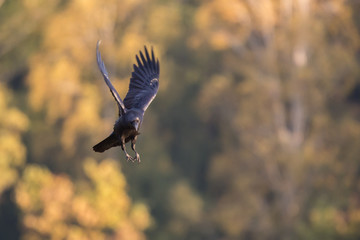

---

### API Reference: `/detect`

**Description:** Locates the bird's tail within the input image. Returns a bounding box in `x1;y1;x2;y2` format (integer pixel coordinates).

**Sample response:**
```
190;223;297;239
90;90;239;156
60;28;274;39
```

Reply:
93;132;119;152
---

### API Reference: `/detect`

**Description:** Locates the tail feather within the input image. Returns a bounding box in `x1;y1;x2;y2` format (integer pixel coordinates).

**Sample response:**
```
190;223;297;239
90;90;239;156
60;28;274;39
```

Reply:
93;132;119;152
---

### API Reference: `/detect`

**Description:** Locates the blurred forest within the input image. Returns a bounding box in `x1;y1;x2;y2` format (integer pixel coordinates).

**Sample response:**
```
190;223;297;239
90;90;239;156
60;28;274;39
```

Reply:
1;0;360;239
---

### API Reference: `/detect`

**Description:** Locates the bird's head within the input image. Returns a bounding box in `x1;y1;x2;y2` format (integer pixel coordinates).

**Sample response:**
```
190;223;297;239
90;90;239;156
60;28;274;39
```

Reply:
131;117;141;131
125;110;143;131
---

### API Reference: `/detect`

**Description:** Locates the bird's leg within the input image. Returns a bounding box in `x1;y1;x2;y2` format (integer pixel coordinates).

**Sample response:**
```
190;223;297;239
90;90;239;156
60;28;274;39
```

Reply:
131;140;140;163
120;141;134;162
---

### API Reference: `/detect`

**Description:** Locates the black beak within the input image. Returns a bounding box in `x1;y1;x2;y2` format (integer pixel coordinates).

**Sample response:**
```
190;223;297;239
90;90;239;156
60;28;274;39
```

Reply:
132;121;140;131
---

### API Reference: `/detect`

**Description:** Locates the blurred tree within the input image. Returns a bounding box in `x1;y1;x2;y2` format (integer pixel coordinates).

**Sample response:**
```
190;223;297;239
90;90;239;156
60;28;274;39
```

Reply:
0;83;29;239
15;159;151;240
192;0;360;239
0;0;60;89
2;0;360;239
0;84;28;196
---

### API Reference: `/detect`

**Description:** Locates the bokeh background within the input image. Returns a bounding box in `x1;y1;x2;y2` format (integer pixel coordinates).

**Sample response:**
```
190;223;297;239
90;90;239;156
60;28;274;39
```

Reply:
1;0;360;239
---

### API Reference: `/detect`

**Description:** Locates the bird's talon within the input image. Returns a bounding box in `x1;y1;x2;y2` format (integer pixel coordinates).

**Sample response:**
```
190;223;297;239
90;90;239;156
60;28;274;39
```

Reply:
136;153;141;163
126;154;133;162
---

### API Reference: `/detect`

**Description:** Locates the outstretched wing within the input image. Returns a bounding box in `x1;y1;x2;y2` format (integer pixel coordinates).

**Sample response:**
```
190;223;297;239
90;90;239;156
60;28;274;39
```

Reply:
124;46;160;111
96;41;126;116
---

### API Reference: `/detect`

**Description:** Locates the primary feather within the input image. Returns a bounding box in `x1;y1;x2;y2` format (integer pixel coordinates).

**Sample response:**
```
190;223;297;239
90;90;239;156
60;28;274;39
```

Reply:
124;46;160;111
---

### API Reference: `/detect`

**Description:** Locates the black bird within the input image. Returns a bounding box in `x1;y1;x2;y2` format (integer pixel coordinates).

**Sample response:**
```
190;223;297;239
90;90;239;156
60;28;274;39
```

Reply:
93;41;160;162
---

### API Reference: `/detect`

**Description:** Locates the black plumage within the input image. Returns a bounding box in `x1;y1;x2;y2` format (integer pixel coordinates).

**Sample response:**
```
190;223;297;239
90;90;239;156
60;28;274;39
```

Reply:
93;41;159;162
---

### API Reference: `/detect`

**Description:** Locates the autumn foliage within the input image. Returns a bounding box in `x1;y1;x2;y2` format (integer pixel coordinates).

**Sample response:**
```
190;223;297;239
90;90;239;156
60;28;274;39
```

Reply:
1;0;360;239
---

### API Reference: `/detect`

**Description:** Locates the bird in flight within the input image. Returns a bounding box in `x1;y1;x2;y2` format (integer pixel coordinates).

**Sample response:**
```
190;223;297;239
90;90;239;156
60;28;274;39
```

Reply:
93;41;160;162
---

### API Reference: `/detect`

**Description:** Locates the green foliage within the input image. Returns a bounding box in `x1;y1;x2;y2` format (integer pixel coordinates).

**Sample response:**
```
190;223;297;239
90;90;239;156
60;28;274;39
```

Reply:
1;0;360;239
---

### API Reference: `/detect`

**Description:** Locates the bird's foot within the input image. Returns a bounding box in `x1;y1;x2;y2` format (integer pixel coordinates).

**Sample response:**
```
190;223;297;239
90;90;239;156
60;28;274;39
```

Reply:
125;153;135;162
134;152;141;163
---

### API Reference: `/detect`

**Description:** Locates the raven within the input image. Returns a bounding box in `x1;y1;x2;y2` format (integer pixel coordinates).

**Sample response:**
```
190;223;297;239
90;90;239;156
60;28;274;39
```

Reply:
93;41;160;162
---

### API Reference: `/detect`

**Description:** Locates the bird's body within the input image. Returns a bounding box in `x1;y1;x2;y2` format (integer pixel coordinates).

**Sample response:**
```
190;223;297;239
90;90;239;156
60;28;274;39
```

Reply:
93;41;159;162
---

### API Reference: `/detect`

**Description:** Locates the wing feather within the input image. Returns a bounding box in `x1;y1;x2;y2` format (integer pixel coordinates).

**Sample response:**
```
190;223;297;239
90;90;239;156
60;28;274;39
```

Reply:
151;48;155;68
124;46;160;111
96;41;126;116
139;51;151;76
135;55;147;76
144;46;152;70
133;64;147;80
